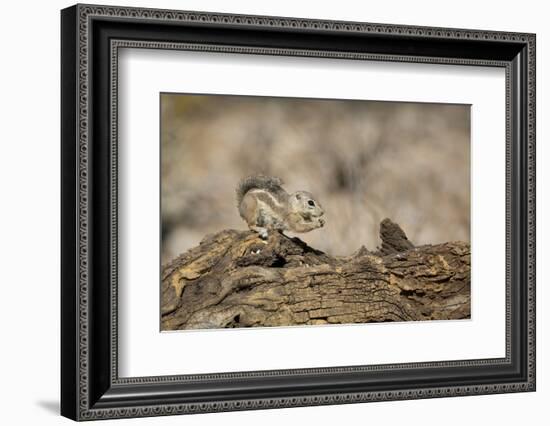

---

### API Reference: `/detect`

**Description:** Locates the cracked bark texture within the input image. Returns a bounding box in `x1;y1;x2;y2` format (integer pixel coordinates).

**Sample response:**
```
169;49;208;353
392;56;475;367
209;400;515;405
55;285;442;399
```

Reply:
161;219;470;330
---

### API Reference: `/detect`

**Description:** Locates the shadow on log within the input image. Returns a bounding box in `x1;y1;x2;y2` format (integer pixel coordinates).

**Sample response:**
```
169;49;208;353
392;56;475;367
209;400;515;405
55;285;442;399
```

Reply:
161;219;470;330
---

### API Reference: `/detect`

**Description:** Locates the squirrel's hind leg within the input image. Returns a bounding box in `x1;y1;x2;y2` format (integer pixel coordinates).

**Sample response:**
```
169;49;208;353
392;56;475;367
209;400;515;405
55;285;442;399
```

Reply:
249;225;269;240
249;207;271;240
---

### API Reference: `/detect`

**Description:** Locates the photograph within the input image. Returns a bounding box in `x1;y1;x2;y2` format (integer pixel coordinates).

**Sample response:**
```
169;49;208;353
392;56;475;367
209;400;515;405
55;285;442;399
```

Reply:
160;94;472;331
58;3;536;420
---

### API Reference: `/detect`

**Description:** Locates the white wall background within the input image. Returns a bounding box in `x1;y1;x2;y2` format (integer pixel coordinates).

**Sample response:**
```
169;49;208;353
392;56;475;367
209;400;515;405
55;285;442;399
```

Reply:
0;0;546;424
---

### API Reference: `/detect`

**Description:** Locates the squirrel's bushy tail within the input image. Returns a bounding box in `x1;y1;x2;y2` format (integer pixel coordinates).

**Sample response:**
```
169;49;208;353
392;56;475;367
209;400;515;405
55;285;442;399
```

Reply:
236;175;284;205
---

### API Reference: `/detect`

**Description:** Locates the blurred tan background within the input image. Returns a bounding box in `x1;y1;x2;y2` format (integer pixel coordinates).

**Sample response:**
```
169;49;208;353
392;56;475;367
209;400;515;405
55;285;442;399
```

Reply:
161;94;470;263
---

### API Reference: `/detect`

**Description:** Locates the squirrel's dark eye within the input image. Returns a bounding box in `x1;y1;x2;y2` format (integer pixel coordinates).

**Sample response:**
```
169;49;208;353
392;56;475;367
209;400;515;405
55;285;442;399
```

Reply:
308;200;315;207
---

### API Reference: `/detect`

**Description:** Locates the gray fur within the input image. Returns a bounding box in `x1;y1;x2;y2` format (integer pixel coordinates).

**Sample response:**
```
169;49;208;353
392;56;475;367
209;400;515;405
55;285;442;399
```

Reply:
236;175;284;206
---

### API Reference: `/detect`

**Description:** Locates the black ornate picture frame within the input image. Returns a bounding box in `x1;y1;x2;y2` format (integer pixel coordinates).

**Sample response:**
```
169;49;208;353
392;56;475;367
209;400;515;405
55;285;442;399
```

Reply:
61;4;536;421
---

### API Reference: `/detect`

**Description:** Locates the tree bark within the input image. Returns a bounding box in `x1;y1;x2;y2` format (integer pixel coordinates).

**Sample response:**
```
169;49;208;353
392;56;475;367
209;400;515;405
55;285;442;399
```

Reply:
161;219;470;330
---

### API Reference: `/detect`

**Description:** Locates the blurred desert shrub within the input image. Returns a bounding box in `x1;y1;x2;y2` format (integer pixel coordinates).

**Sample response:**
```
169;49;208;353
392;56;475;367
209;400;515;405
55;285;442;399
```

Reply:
161;94;470;263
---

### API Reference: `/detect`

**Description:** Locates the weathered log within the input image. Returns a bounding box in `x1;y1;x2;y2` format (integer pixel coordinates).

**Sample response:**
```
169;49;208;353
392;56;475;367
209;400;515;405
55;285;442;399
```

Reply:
161;219;470;330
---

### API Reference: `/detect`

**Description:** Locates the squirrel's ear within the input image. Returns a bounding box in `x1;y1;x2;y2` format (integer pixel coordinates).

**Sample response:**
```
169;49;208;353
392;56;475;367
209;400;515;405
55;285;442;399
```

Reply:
295;193;302;200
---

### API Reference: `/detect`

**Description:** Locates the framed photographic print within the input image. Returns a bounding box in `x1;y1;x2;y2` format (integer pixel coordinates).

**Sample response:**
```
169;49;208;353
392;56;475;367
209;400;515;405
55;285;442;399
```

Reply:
61;3;536;421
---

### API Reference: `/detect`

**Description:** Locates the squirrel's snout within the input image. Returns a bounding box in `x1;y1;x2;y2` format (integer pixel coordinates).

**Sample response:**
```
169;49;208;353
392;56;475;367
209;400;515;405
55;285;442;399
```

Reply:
319;218;325;227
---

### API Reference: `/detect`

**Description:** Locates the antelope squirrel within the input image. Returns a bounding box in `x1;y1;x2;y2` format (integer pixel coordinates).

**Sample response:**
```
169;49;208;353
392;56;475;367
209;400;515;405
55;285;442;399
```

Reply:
236;175;325;239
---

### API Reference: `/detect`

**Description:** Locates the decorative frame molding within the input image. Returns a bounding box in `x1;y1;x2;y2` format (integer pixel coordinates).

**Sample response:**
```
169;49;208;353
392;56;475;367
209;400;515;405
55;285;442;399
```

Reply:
61;3;535;421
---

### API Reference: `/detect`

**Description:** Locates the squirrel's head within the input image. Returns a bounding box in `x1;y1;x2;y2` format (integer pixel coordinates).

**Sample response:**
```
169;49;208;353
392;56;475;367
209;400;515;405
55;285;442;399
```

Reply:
289;191;324;219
